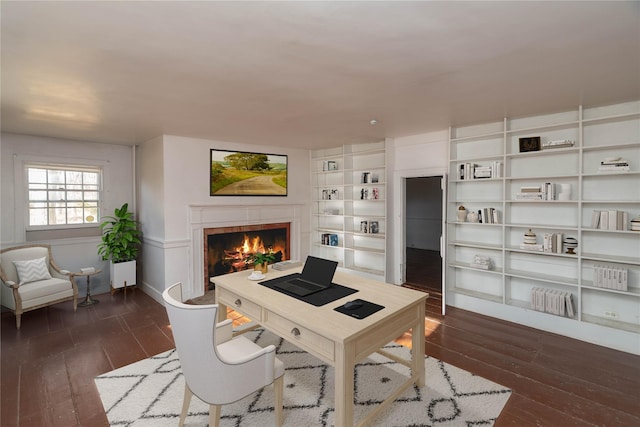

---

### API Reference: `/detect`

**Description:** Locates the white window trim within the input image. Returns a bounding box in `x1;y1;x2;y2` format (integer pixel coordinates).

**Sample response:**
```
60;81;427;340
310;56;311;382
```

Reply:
14;154;111;241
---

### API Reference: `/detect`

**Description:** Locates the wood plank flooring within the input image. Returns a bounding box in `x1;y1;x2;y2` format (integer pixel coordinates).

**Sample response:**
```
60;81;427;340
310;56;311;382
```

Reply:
2;269;639;426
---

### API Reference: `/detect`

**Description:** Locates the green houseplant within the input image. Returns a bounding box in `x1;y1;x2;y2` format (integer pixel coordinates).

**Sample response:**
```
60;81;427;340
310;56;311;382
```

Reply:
248;251;276;274
98;203;141;292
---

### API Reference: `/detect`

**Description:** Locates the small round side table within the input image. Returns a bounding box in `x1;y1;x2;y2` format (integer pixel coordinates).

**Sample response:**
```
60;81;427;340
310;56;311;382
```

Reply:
76;268;103;307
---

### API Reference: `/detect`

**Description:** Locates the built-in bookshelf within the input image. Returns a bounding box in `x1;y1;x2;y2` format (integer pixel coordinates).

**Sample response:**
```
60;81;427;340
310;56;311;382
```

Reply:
310;141;387;280
447;100;640;354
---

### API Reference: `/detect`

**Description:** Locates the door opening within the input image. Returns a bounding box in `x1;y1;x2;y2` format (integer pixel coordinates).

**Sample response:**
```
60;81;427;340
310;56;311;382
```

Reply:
403;176;444;316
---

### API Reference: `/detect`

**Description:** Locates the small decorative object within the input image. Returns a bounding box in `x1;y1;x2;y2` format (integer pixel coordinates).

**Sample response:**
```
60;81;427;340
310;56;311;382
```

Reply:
558;183;571;201
519;136;541;152
563;237;578;254
248;251;276;274
524;229;537;244
630;216;640;232
467;211;479;223
457;205;467;222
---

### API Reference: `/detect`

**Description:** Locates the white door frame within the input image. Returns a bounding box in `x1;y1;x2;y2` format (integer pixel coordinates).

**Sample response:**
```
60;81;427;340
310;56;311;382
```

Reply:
392;167;448;315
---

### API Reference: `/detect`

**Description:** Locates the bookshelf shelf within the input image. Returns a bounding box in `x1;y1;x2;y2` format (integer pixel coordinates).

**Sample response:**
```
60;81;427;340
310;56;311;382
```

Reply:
447;100;640;354
311;141;387;280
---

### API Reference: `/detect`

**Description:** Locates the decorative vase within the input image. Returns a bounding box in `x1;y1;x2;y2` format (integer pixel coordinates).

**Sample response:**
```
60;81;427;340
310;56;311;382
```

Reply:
467;212;479;223
524;229;537;245
563;237;578;254
254;262;268;274
457;209;467;222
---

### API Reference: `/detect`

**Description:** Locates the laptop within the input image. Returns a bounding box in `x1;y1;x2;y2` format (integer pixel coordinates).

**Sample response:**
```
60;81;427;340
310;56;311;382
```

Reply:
272;256;338;297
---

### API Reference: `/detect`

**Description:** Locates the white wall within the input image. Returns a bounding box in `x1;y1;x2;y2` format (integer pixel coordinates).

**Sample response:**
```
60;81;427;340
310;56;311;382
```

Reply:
137;134;312;302
0;132;134;296
388;130;448;284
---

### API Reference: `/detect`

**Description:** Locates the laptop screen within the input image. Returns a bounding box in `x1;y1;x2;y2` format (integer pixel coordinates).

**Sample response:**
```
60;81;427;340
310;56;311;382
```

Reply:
301;256;338;286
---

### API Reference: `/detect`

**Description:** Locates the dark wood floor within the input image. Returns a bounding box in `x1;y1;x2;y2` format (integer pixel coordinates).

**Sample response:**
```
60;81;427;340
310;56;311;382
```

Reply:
2;261;639;426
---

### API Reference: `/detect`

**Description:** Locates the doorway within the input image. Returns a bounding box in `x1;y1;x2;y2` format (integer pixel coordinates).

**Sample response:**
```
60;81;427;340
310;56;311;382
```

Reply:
403;176;444;317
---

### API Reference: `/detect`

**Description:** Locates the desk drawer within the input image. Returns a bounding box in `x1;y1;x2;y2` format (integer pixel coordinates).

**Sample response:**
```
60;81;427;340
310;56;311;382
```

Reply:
217;288;262;321
264;310;334;362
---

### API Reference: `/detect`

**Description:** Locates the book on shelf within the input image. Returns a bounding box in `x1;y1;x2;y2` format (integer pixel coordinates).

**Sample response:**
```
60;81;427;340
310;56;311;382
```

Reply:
520;243;544;251
470;254;492;270
272;260;302;271
542;232;563;254
516;192;544;200
459;161;503;180
542;139;575;149
598;159;630;173
532;287;574;318
321;233;339;246
593;210;628;230
477;207;499;224
593;263;628;291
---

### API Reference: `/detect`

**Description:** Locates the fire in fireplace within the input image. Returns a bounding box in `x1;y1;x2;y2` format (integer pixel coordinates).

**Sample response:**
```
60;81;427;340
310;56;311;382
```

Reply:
204;223;290;290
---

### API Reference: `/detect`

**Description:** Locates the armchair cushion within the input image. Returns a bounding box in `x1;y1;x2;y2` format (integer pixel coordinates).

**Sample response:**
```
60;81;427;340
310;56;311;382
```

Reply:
13;257;52;284
18;278;73;303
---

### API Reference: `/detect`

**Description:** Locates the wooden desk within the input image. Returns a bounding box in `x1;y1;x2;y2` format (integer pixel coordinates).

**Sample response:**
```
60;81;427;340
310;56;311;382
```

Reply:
213;267;427;427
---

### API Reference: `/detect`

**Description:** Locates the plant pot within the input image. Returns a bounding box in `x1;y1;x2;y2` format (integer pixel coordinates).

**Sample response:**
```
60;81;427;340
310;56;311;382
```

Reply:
254;262;268;274
110;260;136;290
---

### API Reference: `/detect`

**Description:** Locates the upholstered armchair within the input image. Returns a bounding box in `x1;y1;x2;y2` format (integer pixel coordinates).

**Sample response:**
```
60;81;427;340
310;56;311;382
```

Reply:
0;244;78;329
162;282;284;427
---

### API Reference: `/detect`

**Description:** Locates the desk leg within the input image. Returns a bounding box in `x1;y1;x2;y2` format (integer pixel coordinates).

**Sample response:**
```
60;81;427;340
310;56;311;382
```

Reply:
334;343;355;427
78;275;99;307
412;302;426;387
216;302;228;323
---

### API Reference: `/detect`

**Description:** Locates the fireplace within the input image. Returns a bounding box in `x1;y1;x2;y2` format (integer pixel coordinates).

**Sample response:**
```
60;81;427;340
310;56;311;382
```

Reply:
204;222;290;290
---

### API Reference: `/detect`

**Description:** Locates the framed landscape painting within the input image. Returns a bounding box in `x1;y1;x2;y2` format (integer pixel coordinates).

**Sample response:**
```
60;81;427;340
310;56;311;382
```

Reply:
210;149;288;196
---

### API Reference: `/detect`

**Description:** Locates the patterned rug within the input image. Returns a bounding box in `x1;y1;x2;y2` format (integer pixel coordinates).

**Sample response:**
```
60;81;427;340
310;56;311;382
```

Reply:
95;329;511;426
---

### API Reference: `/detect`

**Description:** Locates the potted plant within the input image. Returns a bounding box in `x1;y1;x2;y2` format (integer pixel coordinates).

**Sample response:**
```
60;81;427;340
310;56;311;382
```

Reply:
248;250;276;274
98;203;141;292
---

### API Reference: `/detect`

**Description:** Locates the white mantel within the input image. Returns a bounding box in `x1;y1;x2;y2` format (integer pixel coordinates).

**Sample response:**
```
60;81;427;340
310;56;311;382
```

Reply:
188;204;304;299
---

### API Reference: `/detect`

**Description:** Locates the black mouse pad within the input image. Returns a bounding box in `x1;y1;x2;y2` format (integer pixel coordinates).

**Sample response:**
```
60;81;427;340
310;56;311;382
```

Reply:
334;299;385;319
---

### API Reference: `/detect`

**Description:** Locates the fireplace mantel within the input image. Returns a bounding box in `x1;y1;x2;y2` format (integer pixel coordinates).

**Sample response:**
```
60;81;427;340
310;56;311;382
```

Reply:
187;204;304;299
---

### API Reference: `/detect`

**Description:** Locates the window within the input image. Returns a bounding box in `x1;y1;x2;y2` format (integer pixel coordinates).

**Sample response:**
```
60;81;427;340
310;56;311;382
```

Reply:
26;164;102;229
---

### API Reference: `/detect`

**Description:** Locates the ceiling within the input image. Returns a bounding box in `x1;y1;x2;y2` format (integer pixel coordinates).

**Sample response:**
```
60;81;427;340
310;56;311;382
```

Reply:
2;1;639;150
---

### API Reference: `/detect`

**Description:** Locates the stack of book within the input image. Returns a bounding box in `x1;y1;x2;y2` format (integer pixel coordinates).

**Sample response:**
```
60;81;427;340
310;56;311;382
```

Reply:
470;254;492;270
542;233;563;254
473;165;492;179
591;210;629;230
272;260;302;271
515;183;555;200
531;287;575;318
459;161;503;180
593;264;628;291
541;139;575;149
321;233;339;246
598;158;629;173
477;207;499;224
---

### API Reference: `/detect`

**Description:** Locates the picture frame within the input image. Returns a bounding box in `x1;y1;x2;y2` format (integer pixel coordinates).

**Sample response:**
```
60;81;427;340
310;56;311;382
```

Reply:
210;149;288;196
519;136;541;153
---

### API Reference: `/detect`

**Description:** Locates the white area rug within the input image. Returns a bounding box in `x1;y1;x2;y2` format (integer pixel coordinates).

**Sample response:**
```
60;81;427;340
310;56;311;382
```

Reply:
95;329;511;426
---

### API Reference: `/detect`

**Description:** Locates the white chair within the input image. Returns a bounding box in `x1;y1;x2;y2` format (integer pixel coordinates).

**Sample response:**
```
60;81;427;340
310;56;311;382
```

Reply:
0;244;78;329
162;282;284;427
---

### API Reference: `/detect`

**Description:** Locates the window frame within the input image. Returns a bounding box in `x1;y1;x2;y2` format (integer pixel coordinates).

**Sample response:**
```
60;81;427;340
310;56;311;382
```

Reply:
24;162;104;231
